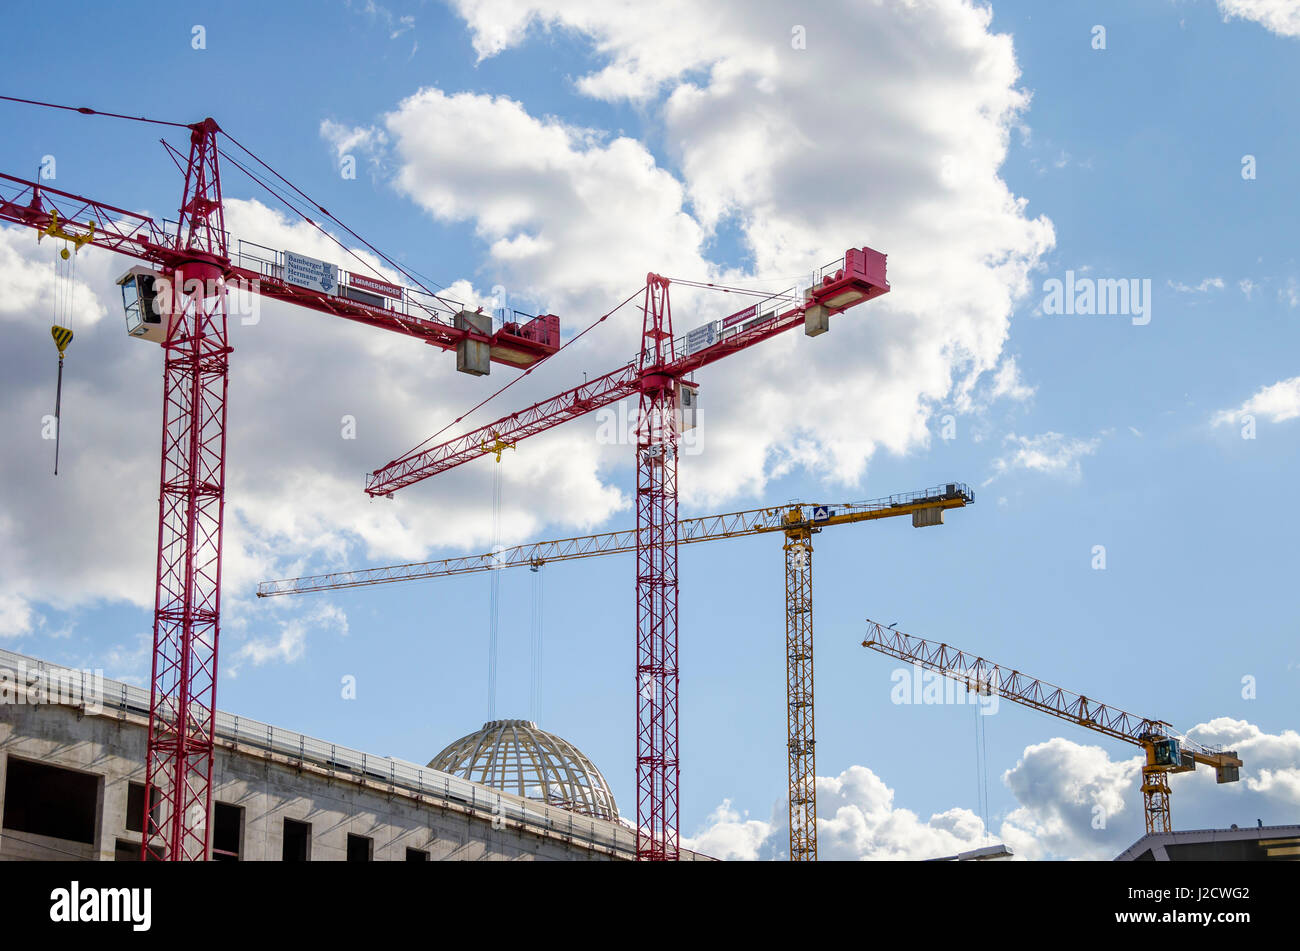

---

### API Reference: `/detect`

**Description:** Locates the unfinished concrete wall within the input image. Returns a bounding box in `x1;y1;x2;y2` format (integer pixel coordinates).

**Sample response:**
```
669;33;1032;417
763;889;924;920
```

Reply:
0;694;710;861
0;703;623;861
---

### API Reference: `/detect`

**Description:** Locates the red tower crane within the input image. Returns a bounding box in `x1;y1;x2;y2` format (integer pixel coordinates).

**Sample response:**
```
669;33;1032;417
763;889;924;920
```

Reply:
365;248;892;859
0;99;560;859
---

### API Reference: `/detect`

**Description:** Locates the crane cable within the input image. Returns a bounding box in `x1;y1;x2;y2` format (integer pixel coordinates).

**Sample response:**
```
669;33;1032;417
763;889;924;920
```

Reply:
529;562;544;723
218;132;458;310
0;94;189;129
387;284;646;467
973;697;992;842
487;455;504;720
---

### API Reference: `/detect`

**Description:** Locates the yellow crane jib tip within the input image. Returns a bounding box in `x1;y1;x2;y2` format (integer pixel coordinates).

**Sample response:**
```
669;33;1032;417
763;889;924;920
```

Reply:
50;325;74;356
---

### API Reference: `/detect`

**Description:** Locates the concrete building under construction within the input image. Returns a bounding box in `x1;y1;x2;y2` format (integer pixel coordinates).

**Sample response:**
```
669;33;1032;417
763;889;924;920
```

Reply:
0;649;707;862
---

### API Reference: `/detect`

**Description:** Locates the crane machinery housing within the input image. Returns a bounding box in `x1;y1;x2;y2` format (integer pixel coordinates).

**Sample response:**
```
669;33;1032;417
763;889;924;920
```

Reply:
861;619;1243;835
260;482;975;860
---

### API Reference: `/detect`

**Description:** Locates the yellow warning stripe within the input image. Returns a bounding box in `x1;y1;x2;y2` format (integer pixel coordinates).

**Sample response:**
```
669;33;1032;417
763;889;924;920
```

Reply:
51;325;74;355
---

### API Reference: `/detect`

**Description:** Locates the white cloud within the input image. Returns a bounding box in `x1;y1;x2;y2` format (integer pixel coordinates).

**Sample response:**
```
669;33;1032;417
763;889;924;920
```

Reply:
1000;738;1140;860
383;87;706;312
816;765;992;860
0;592;35;638
684;720;1300;860
1212;375;1300;426
380;0;1055;505
1238;278;1257;299
1;0;1052;669
229;603;349;675
1216;0;1300;38
683;764;995;861
1282;277;1299;308
986;431;1101;484
1191;717;1300;808
1167;277;1224;293
351;0;416;39
989;355;1036;403
320;119;388;163
683;799;776;861
0;207;626;667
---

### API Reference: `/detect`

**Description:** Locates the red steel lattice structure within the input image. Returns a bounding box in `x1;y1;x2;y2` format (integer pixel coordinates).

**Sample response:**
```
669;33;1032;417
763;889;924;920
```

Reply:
144;120;230;860
634;275;680;860
0;110;560;858
366;248;892;859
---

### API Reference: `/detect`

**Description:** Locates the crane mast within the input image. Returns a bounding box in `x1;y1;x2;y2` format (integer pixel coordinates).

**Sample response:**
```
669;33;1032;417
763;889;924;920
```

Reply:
145;119;229;862
634;275;680;859
259;483;974;860
861;620;1243;835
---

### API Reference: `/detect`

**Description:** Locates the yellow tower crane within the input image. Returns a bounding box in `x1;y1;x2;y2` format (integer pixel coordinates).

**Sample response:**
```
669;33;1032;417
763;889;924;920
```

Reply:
861;619;1243;835
260;483;975;861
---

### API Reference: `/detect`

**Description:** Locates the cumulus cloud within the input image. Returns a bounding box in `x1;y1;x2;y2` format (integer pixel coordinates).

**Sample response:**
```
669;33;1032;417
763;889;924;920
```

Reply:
816;765;992;860
383;87;707;314
682;799;777;861
368;0;1056;505
988;357;1036;404
229;603;349;675
0;205;626;668
320;118;389;177
1000;738;1141;860
1282;277;1299;309
985;431;1101;484
1190;717;1300;809
684;720;1300;860
1216;0;1300;38
683;764;995;861
1212;376;1300;426
0;592;35;639
1168;277;1224;293
349;0;416;40
3;0;1052;671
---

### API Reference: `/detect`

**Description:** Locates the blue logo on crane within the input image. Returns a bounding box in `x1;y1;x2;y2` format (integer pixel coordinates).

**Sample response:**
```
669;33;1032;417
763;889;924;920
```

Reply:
812;505;832;522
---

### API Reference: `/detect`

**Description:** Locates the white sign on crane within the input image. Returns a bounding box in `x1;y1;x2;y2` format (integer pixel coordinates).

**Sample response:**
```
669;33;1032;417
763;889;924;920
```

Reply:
284;250;338;294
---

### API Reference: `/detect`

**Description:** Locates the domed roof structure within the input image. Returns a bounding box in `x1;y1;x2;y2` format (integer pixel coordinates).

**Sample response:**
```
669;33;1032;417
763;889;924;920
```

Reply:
429;719;618;820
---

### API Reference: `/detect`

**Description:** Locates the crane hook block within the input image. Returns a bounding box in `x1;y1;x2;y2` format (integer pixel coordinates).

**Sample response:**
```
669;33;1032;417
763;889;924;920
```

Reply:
51;325;74;356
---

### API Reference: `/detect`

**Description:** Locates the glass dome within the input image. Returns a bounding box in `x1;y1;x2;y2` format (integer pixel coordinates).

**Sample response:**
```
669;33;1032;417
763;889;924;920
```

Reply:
429;719;618;820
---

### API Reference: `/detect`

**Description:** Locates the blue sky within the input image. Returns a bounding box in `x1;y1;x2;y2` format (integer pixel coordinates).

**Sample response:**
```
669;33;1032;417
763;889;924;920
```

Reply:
1;0;1297;859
